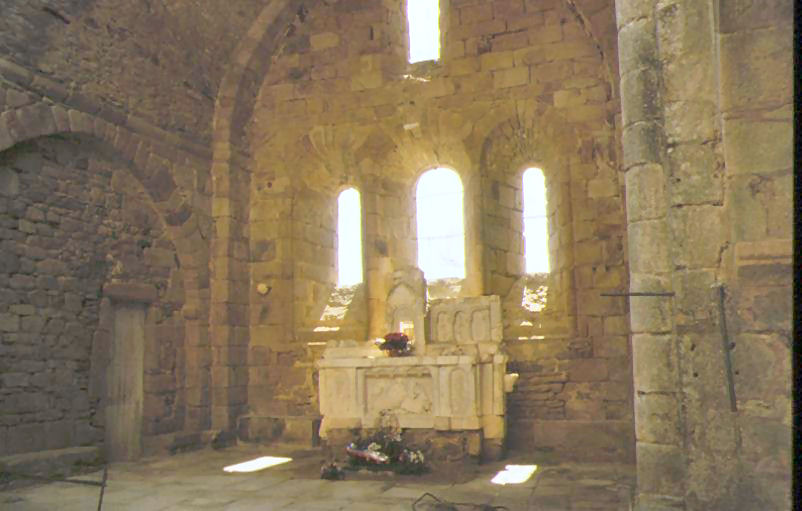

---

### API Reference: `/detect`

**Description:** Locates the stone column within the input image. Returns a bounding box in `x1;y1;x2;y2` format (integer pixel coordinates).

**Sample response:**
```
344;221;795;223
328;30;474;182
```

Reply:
210;153;250;433
616;0;781;508
615;1;687;508
363;176;392;339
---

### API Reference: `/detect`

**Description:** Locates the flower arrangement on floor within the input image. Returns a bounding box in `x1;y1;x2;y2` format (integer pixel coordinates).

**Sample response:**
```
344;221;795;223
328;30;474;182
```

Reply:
343;412;428;475
320;460;346;480
374;332;413;357
345;432;428;475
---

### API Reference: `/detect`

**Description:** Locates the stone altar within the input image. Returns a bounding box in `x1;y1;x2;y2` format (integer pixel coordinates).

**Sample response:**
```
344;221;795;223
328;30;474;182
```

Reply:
317;270;518;459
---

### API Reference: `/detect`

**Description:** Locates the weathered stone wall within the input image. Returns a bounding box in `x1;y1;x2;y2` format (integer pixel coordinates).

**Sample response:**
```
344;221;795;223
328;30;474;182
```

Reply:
1;1;788;495
616;0;792;508
707;1;792;507
0;136;184;456
0;54;215;455
0;0;268;142
244;0;632;461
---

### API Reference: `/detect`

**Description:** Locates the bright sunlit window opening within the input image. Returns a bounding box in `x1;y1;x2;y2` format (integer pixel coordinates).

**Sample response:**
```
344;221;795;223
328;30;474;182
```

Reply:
491;464;538;485
416;168;465;280
337;188;363;287
223;456;292;473
523;168;549;273
407;0;440;63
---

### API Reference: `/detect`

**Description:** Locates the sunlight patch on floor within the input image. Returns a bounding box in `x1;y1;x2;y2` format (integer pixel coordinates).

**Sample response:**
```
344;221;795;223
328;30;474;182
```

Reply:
222;456;292;473
491;464;537;485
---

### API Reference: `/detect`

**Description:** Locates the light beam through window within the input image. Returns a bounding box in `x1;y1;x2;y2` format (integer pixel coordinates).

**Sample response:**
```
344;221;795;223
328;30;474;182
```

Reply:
523;168;549;273
407;0;440;63
337;188;363;287
416;168;465;280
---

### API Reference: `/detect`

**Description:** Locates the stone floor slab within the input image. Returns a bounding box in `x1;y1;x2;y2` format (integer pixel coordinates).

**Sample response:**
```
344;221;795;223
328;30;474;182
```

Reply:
1;444;634;510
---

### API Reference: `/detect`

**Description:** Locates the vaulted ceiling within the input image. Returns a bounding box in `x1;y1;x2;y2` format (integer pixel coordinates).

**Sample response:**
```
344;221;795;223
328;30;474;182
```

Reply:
1;0;267;141
0;0;618;146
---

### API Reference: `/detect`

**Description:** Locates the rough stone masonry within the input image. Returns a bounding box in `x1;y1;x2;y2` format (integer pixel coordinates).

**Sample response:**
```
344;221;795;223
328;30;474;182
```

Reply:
0;1;792;510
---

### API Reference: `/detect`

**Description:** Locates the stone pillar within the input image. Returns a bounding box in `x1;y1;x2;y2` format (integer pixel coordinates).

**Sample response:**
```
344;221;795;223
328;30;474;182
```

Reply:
363;176;392;339
615;1;686;508
618;1;792;509
364;175;415;339
210;154;250;433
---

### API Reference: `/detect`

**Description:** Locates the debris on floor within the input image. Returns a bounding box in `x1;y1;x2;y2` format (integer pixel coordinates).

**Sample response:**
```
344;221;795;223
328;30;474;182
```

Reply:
413;492;510;511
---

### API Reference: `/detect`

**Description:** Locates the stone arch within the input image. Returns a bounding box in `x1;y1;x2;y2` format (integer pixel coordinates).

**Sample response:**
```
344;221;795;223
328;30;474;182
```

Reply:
479;107;580;337
0;101;209;433
1;104;199;231
212;0;304;153
381;108;474;181
208;1;307;432
479;105;577;177
560;0;620;96
302;124;378;191
374;109;482;295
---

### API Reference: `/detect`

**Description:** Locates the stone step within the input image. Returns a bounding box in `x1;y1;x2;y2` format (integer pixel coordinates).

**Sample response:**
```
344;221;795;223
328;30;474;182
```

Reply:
237;416;321;447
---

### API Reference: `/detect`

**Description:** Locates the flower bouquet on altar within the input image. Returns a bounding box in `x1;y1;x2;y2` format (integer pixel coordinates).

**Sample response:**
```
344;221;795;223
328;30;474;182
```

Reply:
374;332;413;357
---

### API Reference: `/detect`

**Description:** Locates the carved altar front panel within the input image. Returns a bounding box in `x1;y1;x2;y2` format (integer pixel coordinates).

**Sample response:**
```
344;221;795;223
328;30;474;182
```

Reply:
363;366;434;428
318;352;506;438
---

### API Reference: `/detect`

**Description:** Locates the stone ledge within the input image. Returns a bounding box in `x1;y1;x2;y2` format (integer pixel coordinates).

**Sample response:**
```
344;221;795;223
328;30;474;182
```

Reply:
103;282;158;303
0;446;103;489
141;431;216;457
237;416;321;447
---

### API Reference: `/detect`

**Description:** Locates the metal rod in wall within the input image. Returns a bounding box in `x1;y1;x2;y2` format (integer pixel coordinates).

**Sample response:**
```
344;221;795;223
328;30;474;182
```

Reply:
715;284;738;412
600;291;676;297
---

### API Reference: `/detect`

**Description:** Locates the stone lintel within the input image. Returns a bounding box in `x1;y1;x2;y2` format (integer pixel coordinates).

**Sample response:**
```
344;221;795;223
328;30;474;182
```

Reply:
103;282;158;304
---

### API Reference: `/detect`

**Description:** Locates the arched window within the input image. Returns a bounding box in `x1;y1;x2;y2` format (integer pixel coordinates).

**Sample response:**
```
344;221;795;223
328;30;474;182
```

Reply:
416;168;465;280
337;188;363;287
523;167;549;273
407;0;440;63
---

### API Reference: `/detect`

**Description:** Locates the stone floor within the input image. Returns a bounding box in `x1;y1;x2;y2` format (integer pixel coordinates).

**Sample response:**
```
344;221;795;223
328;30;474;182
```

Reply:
1;444;634;510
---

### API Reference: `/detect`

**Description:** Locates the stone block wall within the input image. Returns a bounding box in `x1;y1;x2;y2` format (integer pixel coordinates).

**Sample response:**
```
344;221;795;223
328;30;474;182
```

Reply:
0;0;267;143
0;136;185;456
504;335;632;462
243;0;631;462
616;0;792;508
0;2;789;500
711;1;792;507
0;56;214;457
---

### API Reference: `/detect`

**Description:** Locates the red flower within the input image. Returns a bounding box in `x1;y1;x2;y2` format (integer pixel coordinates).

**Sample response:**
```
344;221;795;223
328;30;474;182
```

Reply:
380;332;409;351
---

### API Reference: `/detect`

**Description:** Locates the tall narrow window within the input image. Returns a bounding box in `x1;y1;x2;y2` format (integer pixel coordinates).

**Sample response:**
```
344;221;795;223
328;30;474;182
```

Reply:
407;0;440;63
523;167;549;273
416;168;465;280
337;188;363;287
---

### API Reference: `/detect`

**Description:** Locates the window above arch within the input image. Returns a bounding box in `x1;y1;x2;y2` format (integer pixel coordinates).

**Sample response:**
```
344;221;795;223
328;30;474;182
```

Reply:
407;0;440;63
416;168;465;281
337;188;363;287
